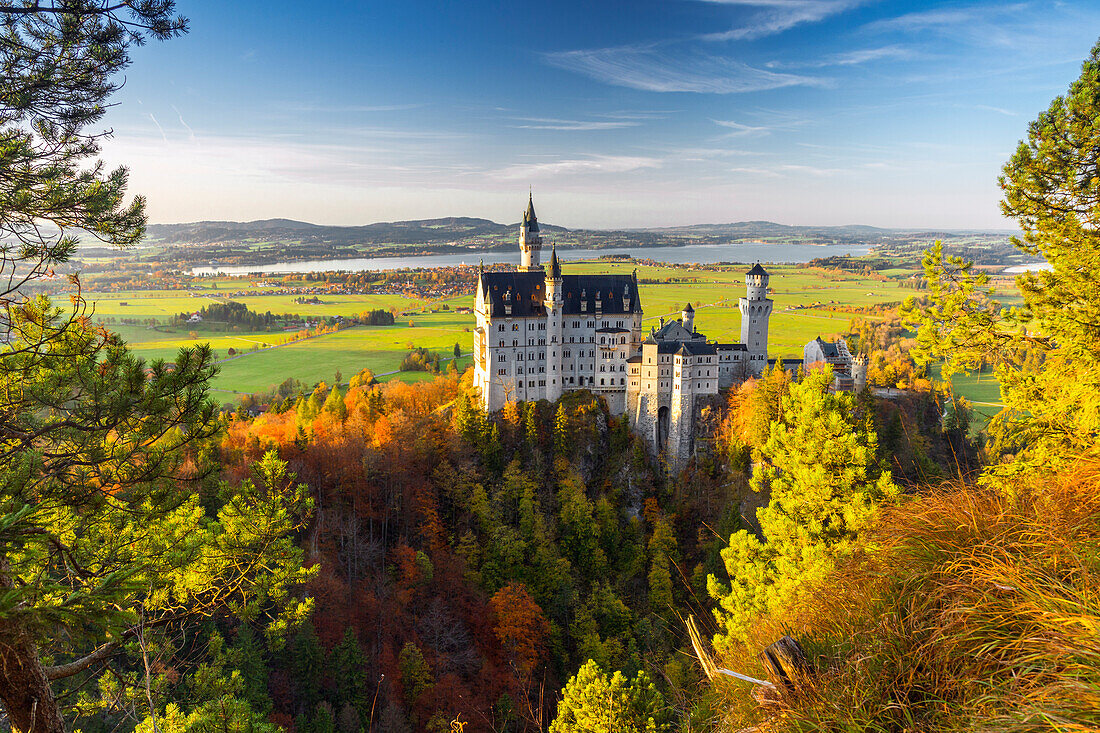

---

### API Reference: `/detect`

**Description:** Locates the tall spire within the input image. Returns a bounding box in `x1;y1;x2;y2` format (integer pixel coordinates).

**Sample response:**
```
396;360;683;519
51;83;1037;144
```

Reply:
525;191;539;233
549;242;561;279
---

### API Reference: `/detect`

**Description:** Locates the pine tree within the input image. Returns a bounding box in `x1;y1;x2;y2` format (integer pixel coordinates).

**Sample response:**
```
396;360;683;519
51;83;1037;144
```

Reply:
292;623;324;715
554;403;571;456
331;628;367;714
550;660;672;733
708;367;899;650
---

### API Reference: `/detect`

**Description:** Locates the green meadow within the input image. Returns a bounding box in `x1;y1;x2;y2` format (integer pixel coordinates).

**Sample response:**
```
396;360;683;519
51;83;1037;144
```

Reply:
86;259;924;401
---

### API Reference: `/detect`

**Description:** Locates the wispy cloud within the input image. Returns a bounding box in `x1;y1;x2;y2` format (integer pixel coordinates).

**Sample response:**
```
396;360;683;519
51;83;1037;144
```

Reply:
147;113;167;142
699;0;866;41
970;104;1018;116
544;45;825;93
493;155;662;180
779;163;845;175
863;3;1032;48
712;119;771;136
510;117;641;130
729;166;782;177
287;103;425;113
865;4;1023;33
768;44;914;68
171;105;195;142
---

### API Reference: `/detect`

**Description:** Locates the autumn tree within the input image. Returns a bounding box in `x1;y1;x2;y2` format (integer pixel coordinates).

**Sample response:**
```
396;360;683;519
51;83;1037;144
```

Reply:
489;583;550;678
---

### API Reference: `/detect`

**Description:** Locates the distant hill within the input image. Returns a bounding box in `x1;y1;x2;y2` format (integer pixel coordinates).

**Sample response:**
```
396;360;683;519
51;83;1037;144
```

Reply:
146;217;1005;247
146;217;569;247
136;216;1020;268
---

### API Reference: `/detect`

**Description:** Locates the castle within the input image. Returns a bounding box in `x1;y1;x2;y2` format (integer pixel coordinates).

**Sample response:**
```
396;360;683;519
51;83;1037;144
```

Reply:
472;195;775;469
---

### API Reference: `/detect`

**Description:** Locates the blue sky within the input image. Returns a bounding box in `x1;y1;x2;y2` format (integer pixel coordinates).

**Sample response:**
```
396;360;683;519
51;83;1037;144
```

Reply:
99;0;1100;228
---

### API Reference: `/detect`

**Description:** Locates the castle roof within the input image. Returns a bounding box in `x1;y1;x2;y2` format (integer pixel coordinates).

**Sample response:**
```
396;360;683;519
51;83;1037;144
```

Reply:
716;343;748;351
478;271;547;317
548;244;561;279
595;326;629;334
479;270;641;317
813;336;840;358
747;263;768;277
561;274;640;315
523;193;539;233
676;341;717;356
683;302;694;312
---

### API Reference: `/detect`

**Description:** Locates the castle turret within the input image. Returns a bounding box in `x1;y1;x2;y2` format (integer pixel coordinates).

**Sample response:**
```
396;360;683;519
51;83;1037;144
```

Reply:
853;353;868;392
681;302;694;332
519;193;543;271
544;243;564;402
738;263;773;374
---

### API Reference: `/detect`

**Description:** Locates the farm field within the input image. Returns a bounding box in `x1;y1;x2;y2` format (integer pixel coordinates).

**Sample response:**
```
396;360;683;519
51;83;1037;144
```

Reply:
84;259;921;400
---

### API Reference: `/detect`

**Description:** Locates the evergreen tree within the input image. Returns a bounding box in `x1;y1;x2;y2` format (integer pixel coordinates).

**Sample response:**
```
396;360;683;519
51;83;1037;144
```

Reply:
331;628;367;713
292;623;324;715
554;403;571;456
397;642;434;704
550;660;672;733
323;384;348;421
233;624;273;714
708;368;899;649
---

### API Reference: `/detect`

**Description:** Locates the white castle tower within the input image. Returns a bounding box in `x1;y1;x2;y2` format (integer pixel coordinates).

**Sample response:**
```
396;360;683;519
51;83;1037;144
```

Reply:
519;193;542;271
544;244;564;402
738;263;773;373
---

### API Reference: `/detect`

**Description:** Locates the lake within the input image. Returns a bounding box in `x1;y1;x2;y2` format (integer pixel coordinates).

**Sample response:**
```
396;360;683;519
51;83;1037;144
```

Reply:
190;242;872;276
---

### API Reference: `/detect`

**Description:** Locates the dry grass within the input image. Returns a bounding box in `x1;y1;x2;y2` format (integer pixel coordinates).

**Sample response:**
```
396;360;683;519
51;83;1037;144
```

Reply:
713;461;1100;732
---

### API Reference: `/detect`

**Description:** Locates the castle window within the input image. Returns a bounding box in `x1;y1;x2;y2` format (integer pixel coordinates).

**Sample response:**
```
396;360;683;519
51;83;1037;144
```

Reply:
539;380;545;386
498;340;504;347
512;340;518;346
621;378;625;385
538;323;545;330
517;353;523;360
600;378;605;385
517;367;523;374
587;321;594;328
498;324;505;332
512;324;519;331
498;369;505;375
529;381;535;387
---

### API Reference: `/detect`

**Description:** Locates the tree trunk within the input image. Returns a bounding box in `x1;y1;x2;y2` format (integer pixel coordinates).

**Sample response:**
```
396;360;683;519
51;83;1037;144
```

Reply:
0;557;65;733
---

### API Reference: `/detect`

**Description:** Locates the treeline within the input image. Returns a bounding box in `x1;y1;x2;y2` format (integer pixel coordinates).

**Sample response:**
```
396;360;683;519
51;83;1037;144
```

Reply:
399;346;442;373
175;301;285;330
361;309;395;326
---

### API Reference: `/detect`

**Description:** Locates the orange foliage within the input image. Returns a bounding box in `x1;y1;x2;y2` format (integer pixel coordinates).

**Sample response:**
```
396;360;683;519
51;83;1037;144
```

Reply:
488;583;550;677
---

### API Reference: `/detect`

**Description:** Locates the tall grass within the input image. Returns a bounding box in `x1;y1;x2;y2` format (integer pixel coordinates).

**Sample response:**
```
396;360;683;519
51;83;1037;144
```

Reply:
713;461;1100;732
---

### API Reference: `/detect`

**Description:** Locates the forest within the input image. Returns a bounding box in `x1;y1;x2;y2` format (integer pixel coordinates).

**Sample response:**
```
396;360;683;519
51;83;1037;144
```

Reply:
2;2;1100;733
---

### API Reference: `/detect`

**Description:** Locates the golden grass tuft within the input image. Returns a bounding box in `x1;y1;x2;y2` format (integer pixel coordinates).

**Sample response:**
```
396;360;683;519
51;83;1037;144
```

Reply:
712;460;1100;732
